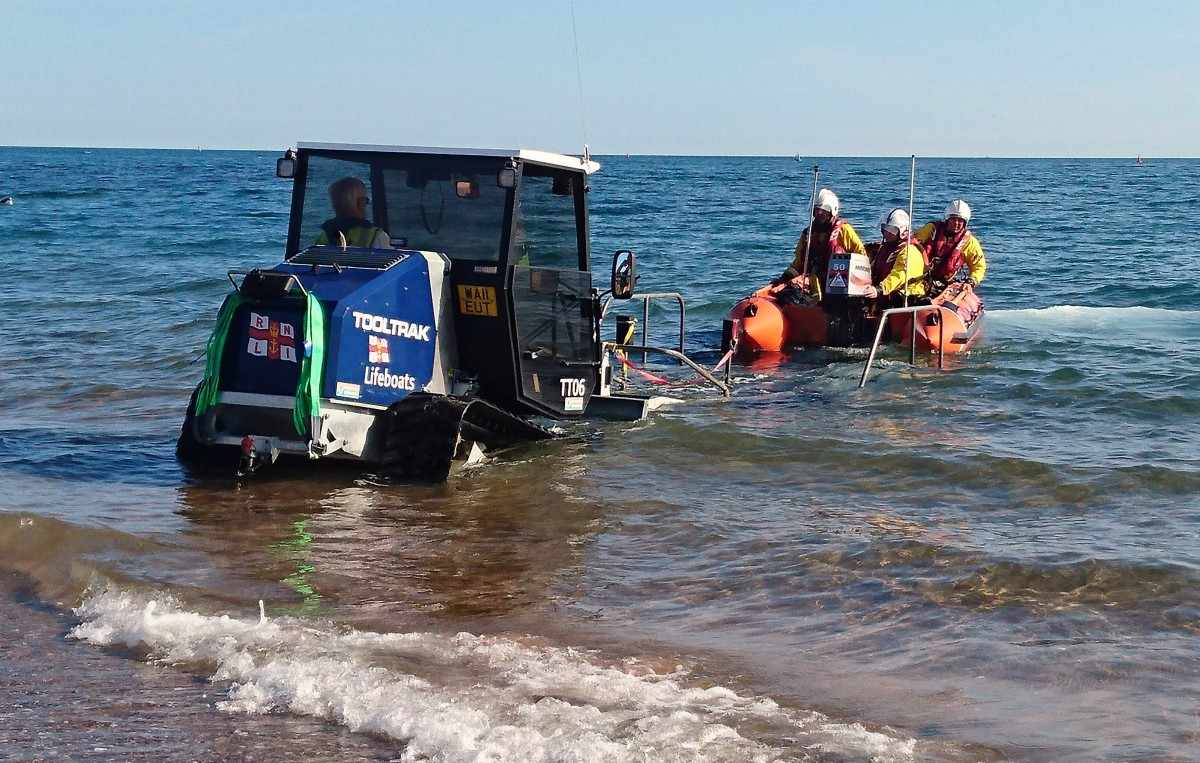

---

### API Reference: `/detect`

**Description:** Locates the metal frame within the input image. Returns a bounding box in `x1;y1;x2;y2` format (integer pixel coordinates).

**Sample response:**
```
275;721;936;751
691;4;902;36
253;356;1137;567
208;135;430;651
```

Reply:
606;343;730;396
598;291;729;396
858;304;949;388
227;270;308;298
602;292;687;355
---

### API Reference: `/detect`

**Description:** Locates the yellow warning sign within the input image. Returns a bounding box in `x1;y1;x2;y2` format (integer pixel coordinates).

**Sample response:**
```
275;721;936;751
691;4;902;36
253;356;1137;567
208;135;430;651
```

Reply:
457;284;498;317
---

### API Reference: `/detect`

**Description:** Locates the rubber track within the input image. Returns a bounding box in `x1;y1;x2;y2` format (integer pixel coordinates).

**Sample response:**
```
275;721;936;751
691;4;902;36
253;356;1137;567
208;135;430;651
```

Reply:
377;394;554;482
175;387;240;470
378;396;468;482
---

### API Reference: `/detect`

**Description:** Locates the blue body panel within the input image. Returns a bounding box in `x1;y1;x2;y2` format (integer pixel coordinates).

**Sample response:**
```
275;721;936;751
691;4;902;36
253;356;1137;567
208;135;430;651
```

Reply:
272;251;438;406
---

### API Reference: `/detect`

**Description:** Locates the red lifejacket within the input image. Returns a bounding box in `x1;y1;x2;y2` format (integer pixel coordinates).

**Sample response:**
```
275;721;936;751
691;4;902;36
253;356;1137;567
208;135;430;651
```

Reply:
806;218;847;274
871;236;927;284
926;222;975;281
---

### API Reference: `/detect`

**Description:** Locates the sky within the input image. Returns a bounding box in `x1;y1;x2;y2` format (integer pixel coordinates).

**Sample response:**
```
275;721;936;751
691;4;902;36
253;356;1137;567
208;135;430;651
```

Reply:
3;0;1199;157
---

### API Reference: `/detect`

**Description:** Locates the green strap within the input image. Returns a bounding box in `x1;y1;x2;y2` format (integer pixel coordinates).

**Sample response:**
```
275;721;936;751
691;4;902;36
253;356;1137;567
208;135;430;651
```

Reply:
293;291;326;436
195;291;244;416
195;288;325;440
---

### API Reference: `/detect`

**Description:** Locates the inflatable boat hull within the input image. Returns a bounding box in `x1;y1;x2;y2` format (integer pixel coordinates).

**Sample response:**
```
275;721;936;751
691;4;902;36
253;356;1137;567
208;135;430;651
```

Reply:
724;280;984;356
889;282;984;354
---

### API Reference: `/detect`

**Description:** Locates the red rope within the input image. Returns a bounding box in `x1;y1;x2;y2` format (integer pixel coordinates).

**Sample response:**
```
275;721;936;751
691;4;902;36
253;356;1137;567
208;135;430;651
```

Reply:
615;349;734;387
711;349;734;374
615;352;671;385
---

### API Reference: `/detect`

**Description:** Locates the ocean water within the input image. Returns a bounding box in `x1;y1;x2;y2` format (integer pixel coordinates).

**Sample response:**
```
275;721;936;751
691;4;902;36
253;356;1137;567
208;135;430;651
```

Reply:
1;147;1198;762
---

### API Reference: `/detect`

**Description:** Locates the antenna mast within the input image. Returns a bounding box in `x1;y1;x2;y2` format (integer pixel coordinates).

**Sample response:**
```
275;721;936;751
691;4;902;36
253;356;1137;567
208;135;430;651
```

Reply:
570;2;589;153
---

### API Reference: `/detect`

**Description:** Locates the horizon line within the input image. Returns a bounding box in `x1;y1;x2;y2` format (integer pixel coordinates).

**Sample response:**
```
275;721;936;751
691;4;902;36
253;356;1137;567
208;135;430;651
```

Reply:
0;144;1176;161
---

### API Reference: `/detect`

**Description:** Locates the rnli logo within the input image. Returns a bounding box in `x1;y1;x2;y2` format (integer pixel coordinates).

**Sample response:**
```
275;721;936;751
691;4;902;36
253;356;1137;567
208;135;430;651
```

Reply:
246;312;297;362
368;335;390;364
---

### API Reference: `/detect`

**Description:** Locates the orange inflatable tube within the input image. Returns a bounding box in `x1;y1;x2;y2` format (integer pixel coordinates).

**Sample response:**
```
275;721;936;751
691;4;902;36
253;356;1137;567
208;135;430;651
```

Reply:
723;280;829;353
889;282;984;354
723;279;984;356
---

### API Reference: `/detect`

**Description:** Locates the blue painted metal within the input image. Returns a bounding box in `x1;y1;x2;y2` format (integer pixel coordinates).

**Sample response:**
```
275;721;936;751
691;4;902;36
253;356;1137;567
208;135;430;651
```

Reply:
273;251;438;407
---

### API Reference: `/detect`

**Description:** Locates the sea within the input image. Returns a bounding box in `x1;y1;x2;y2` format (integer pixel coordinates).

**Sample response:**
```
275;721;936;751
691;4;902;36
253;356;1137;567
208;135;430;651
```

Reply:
0;148;1197;762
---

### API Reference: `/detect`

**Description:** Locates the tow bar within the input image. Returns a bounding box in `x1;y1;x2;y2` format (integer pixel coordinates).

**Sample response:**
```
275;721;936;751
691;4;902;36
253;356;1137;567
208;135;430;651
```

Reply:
238;435;281;478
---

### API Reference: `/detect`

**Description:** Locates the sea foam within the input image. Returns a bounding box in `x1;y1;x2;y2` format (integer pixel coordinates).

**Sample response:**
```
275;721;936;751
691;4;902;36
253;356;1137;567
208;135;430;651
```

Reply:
70;585;917;763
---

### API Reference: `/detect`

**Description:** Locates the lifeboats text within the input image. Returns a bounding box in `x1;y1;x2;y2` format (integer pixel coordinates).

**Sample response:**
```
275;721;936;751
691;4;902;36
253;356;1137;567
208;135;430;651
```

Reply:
364;366;417;391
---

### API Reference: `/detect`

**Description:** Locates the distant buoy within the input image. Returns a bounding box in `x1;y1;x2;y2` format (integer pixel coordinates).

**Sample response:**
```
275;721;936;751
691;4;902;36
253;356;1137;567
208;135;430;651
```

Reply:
0;196;13;205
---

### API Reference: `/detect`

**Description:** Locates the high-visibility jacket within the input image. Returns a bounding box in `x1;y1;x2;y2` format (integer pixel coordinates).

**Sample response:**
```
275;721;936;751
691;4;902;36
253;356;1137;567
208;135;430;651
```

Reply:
914;222;986;284
875;240;929;298
316;217;391;248
782;218;866;288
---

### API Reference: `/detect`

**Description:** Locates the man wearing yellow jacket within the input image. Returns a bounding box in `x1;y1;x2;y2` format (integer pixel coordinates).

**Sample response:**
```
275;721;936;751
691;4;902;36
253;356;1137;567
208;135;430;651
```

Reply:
775;188;866;298
315;176;392;249
914;199;986;292
862;208;926;304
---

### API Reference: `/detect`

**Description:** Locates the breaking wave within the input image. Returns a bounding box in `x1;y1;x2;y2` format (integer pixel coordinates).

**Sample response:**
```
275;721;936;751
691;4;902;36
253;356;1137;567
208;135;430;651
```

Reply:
71;586;920;763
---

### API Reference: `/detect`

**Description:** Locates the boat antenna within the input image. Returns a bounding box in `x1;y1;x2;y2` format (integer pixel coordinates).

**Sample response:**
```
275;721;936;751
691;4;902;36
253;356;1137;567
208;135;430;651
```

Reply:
570;1;589;152
800;165;820;285
904;154;916;309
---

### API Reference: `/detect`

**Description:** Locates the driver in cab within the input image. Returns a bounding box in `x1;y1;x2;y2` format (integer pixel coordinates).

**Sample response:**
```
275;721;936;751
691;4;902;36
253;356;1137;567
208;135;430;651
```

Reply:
316;177;392;248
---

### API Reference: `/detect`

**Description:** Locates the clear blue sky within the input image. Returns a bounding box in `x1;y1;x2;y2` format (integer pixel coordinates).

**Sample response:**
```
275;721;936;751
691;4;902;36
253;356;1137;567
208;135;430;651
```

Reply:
4;0;1197;156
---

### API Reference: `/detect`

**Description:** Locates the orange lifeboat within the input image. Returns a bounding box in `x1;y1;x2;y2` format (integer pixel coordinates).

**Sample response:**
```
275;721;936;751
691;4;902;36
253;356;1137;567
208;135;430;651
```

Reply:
722;252;878;354
722;277;984;357
888;281;984;353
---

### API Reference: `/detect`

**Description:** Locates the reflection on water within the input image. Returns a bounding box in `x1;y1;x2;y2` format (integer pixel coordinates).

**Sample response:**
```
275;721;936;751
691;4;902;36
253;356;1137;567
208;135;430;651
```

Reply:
272;517;321;613
174;456;604;628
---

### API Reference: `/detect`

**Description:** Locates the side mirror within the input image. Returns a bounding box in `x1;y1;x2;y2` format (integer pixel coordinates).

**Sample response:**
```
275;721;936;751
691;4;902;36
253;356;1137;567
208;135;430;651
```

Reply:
611;249;636;299
497;166;517;188
276;149;297;178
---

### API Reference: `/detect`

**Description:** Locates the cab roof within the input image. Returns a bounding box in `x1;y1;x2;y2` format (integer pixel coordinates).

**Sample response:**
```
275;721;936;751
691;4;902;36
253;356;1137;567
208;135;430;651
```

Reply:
296;142;601;175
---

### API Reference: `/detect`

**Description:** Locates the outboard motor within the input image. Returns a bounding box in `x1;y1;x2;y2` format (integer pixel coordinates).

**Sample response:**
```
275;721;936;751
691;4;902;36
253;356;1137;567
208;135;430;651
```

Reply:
821;252;873;346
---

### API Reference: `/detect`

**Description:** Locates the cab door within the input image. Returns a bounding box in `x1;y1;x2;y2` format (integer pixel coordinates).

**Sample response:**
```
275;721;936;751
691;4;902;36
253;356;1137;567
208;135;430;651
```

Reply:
508;168;598;417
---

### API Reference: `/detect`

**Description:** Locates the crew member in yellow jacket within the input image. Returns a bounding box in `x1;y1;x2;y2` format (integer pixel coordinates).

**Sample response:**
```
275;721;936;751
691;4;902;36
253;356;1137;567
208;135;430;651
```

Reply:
775;188;866;298
863;208;927;305
315;176;392;249
914;199;985;292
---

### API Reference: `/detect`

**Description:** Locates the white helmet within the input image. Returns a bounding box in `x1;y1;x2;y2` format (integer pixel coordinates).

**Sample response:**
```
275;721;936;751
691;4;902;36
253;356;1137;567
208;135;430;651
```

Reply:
943;199;972;223
814;188;840;217
879;208;911;237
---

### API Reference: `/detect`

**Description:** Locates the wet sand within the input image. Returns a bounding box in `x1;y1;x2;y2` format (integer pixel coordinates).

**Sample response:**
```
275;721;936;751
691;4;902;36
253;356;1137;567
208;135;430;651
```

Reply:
0;572;399;762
